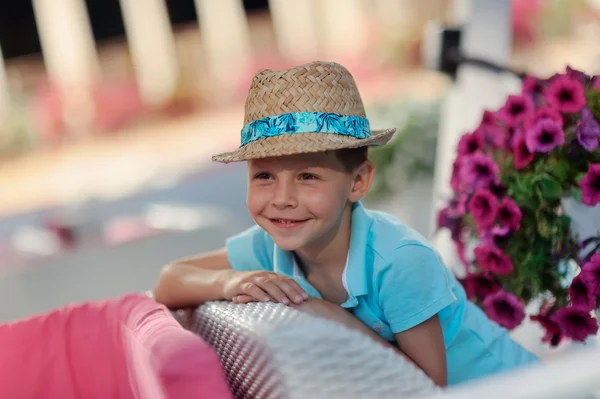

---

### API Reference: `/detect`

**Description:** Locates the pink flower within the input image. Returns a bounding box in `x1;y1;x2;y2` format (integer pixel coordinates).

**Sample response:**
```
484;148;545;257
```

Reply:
565;66;590;85
474;244;514;275
580;164;600;206
522;75;545;98
480;110;499;128
530;313;563;347
480;125;507;149
524;106;564;131
576;108;600;152
483;291;525;330
457;131;485;157
525;119;565;153
468;189;499;230
481;224;511;246
461;273;501;300
450;157;463;191
437;196;467;242
497;197;522;231
553;307;598;342
499;94;535;126
459;152;500;190
502;125;521;149
544;75;586;114
512;135;535;169
569;275;596;311
581;253;600;295
592;76;600;91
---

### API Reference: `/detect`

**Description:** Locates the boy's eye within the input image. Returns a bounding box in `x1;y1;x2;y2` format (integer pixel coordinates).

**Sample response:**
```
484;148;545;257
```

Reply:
299;173;318;181
253;172;273;180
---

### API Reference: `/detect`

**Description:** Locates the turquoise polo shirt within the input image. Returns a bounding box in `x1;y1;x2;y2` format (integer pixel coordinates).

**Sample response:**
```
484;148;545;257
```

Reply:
226;202;538;385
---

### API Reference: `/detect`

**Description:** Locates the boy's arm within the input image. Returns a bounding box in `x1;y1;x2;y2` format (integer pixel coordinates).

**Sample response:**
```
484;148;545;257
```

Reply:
153;248;236;309
292;298;416;364
154;247;309;309
379;244;456;387
394;315;448;387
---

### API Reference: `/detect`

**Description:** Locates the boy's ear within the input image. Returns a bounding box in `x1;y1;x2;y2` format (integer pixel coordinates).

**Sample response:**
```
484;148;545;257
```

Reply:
348;160;375;202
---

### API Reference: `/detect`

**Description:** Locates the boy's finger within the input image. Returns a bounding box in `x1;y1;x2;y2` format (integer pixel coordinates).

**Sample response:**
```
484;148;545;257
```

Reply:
241;283;272;302
256;280;290;305
233;295;256;303
274;278;308;304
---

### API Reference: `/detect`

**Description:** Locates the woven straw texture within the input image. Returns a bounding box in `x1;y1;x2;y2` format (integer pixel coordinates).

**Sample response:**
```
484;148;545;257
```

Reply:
192;301;440;399
212;61;395;163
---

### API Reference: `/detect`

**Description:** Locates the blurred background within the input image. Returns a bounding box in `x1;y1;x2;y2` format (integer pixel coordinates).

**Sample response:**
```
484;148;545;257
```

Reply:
0;0;599;340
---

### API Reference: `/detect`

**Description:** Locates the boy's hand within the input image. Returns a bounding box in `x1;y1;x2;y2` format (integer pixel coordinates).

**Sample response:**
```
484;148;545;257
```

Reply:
223;270;309;305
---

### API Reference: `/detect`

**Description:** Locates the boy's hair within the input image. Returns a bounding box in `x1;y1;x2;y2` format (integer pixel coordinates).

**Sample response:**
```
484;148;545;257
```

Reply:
331;147;369;172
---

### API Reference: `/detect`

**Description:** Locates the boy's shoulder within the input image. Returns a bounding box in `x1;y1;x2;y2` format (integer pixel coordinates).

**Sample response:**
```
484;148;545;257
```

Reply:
362;207;439;265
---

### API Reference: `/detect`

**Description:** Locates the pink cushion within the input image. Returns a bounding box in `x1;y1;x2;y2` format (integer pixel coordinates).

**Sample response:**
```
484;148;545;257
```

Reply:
0;294;232;399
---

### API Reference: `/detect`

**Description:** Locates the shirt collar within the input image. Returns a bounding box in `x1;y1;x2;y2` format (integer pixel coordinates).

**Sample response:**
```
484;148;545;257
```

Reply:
344;201;372;300
271;201;373;304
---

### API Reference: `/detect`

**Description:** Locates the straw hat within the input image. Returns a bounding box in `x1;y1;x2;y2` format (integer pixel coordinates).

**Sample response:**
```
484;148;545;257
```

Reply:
212;61;396;163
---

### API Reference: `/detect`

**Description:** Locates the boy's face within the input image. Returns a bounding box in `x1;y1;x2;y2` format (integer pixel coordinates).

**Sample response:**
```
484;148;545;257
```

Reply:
247;151;373;252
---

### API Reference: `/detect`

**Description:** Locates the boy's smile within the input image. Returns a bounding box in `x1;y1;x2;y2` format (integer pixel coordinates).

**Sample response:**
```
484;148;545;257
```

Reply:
246;151;373;255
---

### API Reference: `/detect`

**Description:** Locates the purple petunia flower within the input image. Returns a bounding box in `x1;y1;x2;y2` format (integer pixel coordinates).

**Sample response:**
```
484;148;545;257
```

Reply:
513;135;535;169
593;76;600;91
489;179;507;198
522;75;545;99
580;164;600;206
474;244;514;275
480;110;499;128
450;156;463;192
468;189;499;230
524;106;564;131
565;66;590;85
483;290;525;330
461;272;501;300
481;224;511;246
497;197;522;231
499;94;535;126
580;253;600;295
525;119;565;153
459;152;500;190
554;307;599;342
544;75;587;114
530;313;563;347
569;274;596;311
576;108;600;152
478;125;506;149
457;131;485;157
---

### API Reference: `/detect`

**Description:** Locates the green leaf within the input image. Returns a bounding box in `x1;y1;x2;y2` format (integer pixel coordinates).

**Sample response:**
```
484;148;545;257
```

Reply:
571;187;583;202
538;176;562;200
537;217;553;239
547;158;569;182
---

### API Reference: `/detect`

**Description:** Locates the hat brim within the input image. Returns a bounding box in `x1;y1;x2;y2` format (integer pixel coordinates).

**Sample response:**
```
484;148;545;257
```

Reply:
212;128;396;163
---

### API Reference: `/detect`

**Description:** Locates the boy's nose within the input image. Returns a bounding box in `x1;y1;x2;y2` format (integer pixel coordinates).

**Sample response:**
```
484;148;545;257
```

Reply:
272;181;298;209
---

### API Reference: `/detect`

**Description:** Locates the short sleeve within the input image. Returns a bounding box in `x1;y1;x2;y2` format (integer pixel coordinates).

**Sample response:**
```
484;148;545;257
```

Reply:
225;225;275;272
379;244;456;334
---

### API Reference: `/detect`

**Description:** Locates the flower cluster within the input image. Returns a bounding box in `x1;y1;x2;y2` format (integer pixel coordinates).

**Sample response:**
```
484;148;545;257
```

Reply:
438;67;600;346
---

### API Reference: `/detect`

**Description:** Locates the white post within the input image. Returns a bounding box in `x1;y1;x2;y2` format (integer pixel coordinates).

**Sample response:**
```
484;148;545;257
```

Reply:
195;0;252;102
316;0;369;61
268;0;320;62
32;0;99;133
119;0;179;106
431;0;518;264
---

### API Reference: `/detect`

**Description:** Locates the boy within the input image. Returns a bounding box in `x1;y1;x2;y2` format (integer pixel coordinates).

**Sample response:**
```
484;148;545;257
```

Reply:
153;61;538;387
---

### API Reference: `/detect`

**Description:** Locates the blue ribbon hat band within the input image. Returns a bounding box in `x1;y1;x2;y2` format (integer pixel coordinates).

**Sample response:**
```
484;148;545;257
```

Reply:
240;112;372;147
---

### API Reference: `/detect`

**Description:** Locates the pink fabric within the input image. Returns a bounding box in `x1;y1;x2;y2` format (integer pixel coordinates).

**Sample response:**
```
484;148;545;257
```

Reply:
0;294;232;399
